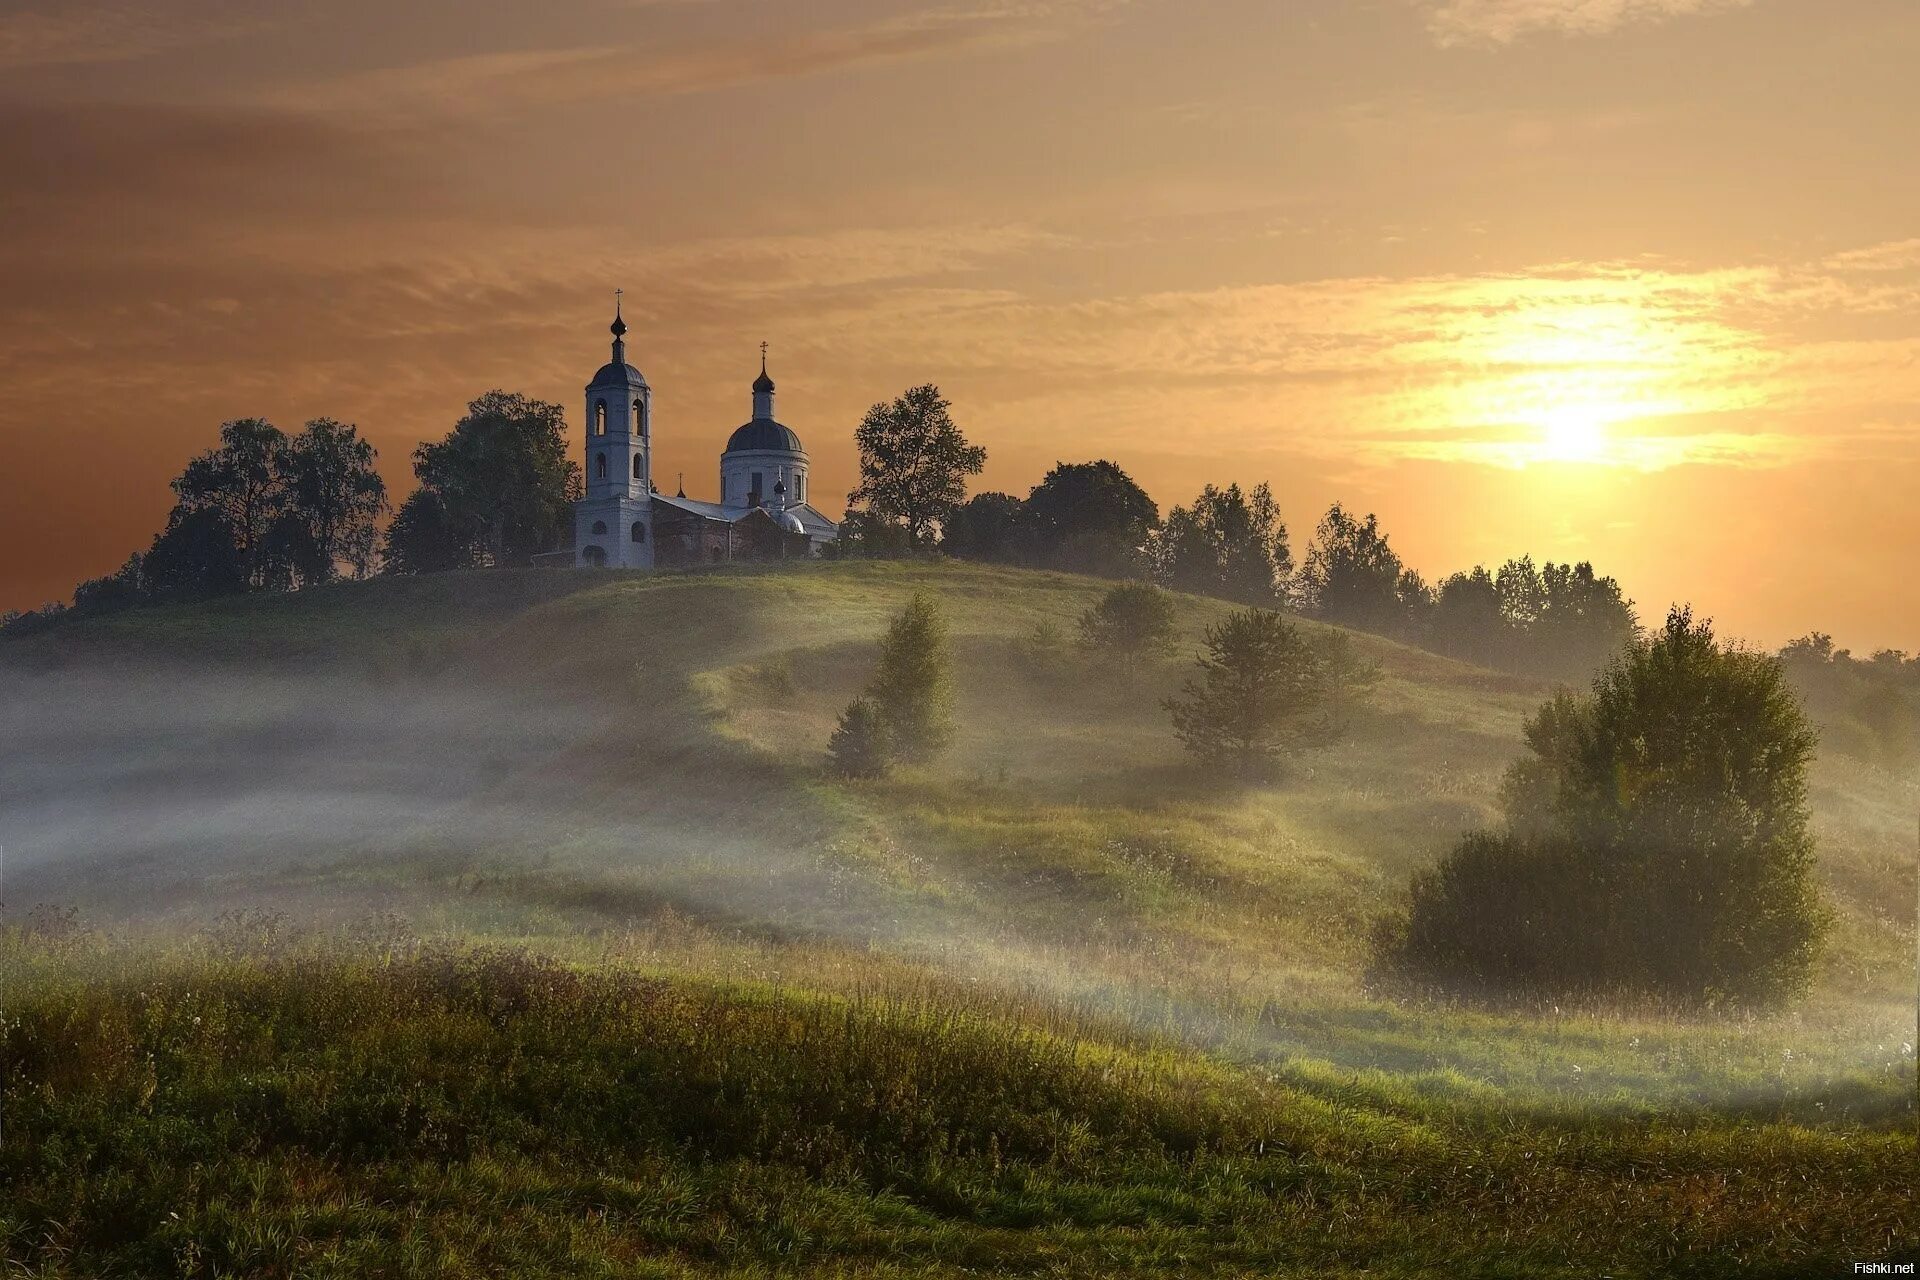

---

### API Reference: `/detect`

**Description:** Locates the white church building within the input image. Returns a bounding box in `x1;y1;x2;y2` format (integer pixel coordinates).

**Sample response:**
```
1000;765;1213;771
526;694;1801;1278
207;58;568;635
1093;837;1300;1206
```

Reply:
572;299;838;569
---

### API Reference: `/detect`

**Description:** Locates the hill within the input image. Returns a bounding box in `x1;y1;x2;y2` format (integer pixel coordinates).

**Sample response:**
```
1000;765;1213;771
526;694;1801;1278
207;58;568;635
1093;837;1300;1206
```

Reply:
2;561;1914;1276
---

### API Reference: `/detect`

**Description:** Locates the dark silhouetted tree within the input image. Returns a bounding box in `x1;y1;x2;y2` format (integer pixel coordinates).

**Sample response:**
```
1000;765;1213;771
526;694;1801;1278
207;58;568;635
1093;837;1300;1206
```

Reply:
277;419;387;584
170;418;290;590
1023;460;1159;576
1150;482;1291;604
393;391;578;570
1299;503;1407;634
940;492;1027;563
143;507;246;599
382;490;472;575
845;386;985;552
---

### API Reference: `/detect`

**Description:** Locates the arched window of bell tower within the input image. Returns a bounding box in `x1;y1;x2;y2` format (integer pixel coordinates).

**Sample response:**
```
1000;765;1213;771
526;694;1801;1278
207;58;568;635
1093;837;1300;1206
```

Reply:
596;453;607;480
594;401;607;436
632;455;643;480
634;398;647;438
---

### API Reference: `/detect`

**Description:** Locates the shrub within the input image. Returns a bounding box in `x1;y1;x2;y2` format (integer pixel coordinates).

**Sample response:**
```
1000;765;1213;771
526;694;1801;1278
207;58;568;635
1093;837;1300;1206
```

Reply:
1378;606;1830;1008
829;696;892;777
1078;582;1178;678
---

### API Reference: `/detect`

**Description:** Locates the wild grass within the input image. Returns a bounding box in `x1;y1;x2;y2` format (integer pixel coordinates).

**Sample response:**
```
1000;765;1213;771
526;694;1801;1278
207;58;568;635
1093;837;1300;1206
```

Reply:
2;928;1912;1279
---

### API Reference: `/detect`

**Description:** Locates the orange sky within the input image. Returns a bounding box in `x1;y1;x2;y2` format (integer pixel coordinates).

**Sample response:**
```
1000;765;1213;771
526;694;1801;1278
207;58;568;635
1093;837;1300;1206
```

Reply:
1;0;1916;649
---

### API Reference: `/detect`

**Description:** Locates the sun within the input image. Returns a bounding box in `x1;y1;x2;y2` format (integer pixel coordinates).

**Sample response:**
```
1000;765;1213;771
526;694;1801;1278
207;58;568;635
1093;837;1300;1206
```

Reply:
1539;406;1610;464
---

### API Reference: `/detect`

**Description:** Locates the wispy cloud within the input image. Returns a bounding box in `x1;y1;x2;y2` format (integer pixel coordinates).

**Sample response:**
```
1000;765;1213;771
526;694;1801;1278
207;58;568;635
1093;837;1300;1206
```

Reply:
0;1;275;69
263;1;1125;118
1420;0;1754;46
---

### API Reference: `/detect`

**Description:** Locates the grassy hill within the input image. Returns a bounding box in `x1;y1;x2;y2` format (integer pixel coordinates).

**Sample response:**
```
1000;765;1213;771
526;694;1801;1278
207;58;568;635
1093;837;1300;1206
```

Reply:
2;561;1914;1277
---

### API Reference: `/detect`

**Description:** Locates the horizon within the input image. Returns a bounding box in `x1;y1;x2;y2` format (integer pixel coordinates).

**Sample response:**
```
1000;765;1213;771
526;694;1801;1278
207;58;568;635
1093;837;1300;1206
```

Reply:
2;0;1918;650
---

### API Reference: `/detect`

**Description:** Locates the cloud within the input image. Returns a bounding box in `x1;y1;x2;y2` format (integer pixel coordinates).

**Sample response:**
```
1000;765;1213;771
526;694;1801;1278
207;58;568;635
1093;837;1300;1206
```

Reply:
1419;0;1754;46
262;0;1126;118
0;1;275;68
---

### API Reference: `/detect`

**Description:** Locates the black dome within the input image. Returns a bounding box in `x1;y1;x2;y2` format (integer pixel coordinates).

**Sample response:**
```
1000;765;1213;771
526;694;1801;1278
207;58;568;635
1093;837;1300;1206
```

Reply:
725;419;804;453
752;369;775;393
588;361;647;389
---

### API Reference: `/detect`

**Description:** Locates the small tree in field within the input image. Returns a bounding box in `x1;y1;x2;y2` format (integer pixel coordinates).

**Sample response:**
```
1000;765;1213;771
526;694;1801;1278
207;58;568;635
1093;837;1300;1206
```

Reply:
1078;581;1178;678
1165;608;1330;774
867;592;955;765
1378;606;1830;1008
828;696;892;777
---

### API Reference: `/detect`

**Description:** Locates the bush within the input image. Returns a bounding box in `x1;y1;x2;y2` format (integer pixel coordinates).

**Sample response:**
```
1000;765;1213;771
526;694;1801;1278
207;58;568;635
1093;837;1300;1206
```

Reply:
828;696;892;777
1378;606;1830;1008
1078;582;1178;677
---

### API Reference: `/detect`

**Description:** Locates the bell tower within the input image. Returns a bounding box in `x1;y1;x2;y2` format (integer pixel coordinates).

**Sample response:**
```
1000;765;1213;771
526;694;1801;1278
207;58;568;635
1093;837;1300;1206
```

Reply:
574;292;654;568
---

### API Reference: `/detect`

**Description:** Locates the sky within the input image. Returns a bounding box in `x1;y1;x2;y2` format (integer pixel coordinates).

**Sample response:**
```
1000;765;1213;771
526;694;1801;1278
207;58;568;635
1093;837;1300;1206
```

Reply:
0;0;1916;650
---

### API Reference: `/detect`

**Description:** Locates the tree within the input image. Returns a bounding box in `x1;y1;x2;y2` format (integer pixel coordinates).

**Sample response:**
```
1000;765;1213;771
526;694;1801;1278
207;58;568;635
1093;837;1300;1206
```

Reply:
400;391;578;569
1165;608;1331;775
1299;503;1406;634
866;592;955;765
1078;581;1178;678
1534;560;1636;678
277;419;387;585
143;506;246;599
1381;607;1829;1007
1150;482;1291;604
382;490;472;576
170;418;290;590
1311;630;1383;735
1429;566;1508;668
71;555;145;615
828;696;892;777
1023;460;1159;576
940;492;1027;563
845;386;986;551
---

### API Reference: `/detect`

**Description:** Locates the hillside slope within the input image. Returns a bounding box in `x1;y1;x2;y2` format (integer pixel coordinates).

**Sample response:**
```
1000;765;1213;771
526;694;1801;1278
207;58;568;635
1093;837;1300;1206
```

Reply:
1;562;1914;1276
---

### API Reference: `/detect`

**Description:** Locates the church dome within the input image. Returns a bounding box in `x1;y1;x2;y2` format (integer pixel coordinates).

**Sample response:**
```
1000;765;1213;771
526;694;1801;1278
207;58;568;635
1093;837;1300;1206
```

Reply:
778;508;807;533
589;360;648;389
753;367;775;393
725;419;804;453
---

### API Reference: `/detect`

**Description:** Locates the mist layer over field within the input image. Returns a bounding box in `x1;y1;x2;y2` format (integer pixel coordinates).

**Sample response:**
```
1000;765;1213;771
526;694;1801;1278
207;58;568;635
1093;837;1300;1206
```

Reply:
4;563;1913;1119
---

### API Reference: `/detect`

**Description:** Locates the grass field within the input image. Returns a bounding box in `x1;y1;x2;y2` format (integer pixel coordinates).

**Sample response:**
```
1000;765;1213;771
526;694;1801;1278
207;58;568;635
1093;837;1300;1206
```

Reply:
2;561;1915;1276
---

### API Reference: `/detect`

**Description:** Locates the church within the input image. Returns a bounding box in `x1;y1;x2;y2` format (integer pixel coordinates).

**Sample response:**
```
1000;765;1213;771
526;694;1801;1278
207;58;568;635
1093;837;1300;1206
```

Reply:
572;298;839;569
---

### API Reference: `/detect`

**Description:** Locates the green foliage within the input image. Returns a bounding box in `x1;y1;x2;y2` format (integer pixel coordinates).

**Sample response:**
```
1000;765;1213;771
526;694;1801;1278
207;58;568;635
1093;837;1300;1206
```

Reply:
1299;503;1408;634
1382;607;1831;1008
866;591;955;765
845;385;986;551
1150;481;1291;604
1077;581;1178;677
828;695;891;776
1165;608;1336;774
387;390;579;572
